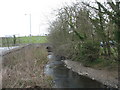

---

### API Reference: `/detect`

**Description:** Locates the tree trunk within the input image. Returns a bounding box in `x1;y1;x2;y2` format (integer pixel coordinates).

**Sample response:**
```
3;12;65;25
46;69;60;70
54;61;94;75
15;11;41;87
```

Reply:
102;40;107;55
117;27;120;62
106;41;111;57
118;44;120;61
106;31;111;57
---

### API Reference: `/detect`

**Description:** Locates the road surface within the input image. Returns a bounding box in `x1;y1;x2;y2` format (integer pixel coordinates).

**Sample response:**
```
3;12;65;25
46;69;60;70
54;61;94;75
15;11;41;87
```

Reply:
0;46;19;54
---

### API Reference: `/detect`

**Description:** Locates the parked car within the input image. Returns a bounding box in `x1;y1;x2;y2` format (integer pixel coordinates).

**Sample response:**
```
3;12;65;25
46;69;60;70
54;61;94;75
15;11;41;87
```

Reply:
100;41;116;47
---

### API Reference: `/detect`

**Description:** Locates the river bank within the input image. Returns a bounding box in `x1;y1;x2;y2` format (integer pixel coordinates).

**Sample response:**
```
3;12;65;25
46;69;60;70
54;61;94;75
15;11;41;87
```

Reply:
63;60;118;88
44;53;107;88
2;44;52;88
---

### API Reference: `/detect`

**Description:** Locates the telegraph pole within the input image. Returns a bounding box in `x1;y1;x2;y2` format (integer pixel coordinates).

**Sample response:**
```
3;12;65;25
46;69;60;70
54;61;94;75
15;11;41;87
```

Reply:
30;13;31;36
25;13;32;36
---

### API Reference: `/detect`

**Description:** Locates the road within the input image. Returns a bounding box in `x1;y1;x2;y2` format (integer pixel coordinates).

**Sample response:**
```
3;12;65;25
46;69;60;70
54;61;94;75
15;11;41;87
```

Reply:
0;46;19;53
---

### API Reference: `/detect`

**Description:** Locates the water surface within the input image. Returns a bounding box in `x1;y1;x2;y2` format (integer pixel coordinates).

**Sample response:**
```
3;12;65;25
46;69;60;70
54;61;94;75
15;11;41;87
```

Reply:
44;54;106;88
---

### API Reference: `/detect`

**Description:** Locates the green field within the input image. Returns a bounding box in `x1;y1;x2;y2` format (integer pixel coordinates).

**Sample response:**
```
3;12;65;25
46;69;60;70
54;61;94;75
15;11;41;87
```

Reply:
17;36;48;44
2;36;48;47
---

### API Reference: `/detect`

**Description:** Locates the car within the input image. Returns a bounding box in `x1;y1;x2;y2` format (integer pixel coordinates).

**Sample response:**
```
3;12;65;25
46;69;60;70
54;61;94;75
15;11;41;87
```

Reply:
100;41;116;47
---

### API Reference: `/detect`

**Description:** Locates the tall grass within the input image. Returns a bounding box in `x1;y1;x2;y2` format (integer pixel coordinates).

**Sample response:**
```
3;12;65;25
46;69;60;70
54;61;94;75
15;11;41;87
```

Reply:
2;45;51;88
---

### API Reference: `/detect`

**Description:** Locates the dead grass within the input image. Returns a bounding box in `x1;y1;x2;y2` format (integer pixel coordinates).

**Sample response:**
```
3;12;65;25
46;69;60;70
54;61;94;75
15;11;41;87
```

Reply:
2;45;52;88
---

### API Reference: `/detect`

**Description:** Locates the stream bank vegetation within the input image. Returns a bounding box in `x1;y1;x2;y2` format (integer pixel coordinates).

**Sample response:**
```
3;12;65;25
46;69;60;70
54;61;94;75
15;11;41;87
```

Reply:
2;45;52;88
48;0;120;71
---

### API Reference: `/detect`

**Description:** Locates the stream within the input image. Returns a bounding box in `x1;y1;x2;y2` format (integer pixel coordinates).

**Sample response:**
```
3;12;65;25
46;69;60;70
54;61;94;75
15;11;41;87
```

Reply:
44;52;107;88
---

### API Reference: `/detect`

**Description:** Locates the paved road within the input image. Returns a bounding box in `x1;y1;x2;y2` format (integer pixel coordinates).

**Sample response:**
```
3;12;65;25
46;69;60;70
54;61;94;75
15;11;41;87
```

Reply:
0;46;19;53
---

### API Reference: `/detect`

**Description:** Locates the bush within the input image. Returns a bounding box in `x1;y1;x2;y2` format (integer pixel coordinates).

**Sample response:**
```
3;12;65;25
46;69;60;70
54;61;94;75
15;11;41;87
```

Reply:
81;41;100;62
53;43;74;59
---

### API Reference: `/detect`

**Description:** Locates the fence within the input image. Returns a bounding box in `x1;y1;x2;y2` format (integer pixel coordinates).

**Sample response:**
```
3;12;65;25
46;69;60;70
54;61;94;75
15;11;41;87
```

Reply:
1;35;48;47
1;36;21;47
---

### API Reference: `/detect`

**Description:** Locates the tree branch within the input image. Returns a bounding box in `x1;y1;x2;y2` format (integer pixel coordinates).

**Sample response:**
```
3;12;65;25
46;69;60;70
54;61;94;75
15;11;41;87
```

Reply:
96;1;116;20
82;2;99;11
107;0;116;11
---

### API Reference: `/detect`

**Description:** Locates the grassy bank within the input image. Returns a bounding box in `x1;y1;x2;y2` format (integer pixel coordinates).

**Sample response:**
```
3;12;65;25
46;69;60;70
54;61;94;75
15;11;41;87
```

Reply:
2;45;52;88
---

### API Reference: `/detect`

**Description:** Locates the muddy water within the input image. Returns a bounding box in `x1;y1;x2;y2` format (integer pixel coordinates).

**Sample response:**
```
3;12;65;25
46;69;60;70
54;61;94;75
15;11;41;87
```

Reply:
44;53;106;88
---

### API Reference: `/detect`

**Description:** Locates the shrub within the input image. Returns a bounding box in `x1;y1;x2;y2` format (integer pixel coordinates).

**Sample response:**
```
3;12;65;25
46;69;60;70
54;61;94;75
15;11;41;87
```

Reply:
81;41;100;62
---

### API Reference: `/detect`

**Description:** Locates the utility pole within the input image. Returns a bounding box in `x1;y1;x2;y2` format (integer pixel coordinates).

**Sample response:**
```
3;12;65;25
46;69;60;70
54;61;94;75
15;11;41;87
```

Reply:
25;13;32;36
39;24;40;36
25;13;32;44
30;13;31;36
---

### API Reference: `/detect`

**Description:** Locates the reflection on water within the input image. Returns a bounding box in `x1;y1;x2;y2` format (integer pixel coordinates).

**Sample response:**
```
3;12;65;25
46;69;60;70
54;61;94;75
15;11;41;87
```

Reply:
44;54;105;88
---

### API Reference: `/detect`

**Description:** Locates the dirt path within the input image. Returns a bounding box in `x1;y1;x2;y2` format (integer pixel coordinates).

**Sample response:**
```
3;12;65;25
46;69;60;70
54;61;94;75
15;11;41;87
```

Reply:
63;60;118;88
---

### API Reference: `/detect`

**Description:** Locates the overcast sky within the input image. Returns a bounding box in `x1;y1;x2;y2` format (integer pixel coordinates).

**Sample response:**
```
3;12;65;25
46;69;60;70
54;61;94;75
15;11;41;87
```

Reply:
0;0;105;37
